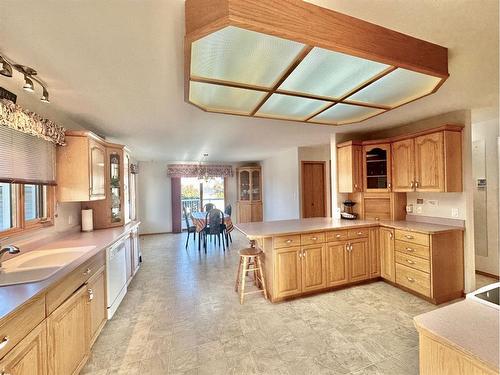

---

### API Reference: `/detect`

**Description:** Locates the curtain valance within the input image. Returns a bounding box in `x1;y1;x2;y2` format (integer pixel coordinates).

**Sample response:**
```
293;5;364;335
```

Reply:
167;164;233;178
0;99;66;146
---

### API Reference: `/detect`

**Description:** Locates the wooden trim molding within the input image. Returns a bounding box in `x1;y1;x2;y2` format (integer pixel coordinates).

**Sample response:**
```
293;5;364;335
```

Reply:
475;270;500;280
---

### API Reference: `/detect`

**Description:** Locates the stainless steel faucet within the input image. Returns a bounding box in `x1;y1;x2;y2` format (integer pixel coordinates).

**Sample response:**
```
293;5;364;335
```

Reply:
0;245;20;268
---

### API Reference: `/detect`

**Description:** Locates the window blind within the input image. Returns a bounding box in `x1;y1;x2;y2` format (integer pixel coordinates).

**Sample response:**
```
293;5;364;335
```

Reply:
0;125;56;185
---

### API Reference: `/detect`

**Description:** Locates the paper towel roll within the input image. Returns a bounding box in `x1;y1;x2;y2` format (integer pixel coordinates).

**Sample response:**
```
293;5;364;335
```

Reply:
82;209;94;232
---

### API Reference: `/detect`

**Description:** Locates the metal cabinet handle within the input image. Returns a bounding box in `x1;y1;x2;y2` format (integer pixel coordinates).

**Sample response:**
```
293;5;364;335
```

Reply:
407;277;415;283
83;268;92;276
285;239;292;244
410;181;414;188
406;259;415;265
335;234;341;239
405;235;414;239
405;247;415;253
0;336;9;350
1;370;11;375
311;237;318;241
88;288;94;301
389;232;393;239
388;183;392;189
357;231;363;235
415;181;419;188
375;217;380;221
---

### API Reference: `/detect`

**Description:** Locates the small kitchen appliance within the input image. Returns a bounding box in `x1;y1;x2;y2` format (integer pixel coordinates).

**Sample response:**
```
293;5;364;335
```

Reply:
341;200;358;220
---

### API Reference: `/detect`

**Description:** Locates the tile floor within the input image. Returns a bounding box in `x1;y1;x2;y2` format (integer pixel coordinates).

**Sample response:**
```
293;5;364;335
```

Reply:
82;231;465;375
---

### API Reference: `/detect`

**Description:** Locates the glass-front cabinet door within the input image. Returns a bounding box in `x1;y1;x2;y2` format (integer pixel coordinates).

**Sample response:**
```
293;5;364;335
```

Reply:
251;170;261;201
89;140;105;199
363;144;391;191
109;152;122;223
239;170;250;201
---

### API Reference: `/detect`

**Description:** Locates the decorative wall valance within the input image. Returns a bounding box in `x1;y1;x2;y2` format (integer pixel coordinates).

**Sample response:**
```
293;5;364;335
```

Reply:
167;163;233;178
0;99;66;145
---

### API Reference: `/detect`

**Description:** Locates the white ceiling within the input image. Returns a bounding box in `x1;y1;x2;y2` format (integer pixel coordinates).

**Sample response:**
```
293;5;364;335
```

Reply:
0;0;498;162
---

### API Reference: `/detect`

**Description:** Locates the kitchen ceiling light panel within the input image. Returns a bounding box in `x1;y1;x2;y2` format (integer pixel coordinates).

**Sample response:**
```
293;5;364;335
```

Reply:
279;47;390;99
313;103;385;125
348;68;442;107
256;94;330;121
191;26;306;88
189;81;266;114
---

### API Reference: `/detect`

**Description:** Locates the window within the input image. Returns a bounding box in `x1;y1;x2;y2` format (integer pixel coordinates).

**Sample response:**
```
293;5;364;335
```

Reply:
0;183;53;236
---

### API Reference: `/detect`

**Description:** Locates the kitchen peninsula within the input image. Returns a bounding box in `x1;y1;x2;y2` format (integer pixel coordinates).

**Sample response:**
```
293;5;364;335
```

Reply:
236;218;464;304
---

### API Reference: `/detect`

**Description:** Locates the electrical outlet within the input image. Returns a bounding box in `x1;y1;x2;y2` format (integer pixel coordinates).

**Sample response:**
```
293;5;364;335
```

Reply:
427;200;438;207
68;215;73;225
416;206;423;214
451;208;459;218
406;204;414;213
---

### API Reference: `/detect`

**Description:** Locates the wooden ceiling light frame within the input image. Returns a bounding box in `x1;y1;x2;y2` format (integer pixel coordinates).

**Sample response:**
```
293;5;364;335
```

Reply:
184;0;449;126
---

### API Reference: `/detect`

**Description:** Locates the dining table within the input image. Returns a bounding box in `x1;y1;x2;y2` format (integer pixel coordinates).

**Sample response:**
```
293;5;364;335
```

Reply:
190;211;234;234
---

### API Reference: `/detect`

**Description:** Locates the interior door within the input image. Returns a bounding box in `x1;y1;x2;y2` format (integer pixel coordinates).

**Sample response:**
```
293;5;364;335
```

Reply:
415;132;444;192
275;247;302;298
326;242;349;287
301;244;326;292
301;161;326;218
379;227;395;282
392;138;415;192
348;239;369;282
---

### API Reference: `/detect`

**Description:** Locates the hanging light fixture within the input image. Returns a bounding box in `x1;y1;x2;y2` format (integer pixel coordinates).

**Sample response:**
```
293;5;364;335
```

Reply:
0;56;12;77
197;153;210;182
0;54;51;103
23;75;35;92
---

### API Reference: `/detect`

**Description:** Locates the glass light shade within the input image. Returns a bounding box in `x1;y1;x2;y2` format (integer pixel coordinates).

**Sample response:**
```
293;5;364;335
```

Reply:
279;47;389;99
256;94;330;121
189;81;266;114
191;26;305;88
312;103;384;124
348;68;442;107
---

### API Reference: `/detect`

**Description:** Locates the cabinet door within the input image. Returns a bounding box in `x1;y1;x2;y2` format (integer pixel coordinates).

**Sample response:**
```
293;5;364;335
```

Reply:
349;239;370;282
301;244;327;292
392;139;415;192
415;132;444;192
251;203;263;222
368;227;380;277
125;235;132;281
379;228;395;282
251;170;261;201
0;321;47;375
337;145;363;193
89;139;105;199
364;144;392;192
326;242;349;287
131;229;141;274
47;285;90;375
239;170;250;201
87;268;107;347
274;247;302;298
238;203;252;223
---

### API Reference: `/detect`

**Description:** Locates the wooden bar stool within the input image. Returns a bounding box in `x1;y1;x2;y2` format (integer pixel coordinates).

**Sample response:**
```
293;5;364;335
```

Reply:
235;244;268;304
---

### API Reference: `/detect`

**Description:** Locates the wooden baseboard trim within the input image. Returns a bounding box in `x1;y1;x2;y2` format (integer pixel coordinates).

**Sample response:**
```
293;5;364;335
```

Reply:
475;270;500;280
139;231;172;237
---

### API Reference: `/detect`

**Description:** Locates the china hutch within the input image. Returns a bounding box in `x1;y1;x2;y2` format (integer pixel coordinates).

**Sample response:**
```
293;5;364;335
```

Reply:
236;166;263;223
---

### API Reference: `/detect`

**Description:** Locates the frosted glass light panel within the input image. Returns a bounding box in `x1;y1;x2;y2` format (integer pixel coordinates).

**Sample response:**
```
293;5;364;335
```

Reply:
189;81;266;114
279;48;389;99
349;68;442;107
313;103;384;125
256;94;330;121
191;26;305;88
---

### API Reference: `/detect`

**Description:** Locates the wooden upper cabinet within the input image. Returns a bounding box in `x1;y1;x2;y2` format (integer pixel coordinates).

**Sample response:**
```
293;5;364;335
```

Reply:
337;142;363;193
363;143;392;192
415;132;445;191
57;131;106;202
237;166;263;223
392;138;415;192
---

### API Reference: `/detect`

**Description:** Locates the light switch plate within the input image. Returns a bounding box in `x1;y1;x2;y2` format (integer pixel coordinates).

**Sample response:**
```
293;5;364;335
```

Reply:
452;208;459;218
406;204;413;213
416;206;423;214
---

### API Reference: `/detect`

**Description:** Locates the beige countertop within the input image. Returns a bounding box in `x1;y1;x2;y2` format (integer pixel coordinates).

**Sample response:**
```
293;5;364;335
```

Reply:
414;300;499;372
0;221;140;321
235;217;463;238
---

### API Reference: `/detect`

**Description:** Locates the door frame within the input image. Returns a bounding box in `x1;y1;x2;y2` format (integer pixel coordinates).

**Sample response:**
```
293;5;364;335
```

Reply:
300;161;327;218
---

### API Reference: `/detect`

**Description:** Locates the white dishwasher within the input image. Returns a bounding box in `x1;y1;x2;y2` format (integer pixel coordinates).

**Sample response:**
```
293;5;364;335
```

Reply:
106;239;127;319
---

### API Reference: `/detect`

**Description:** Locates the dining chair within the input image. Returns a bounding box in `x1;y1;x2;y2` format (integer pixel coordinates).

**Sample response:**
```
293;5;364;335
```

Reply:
182;206;197;249
224;204;232;216
203;209;226;252
204;203;215;212
224;204;232;244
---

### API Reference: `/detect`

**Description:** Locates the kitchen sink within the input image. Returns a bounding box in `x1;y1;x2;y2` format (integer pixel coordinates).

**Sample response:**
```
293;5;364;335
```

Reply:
0;246;95;286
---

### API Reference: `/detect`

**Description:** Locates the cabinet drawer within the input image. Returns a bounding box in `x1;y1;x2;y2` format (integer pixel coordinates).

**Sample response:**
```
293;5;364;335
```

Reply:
396;263;431;297
46;251;105;315
300;232;325;245
395;251;430;274
274;235;301;249
395;230;429;246
348;228;369;239
395;240;430;259
0;294;45;360
326;230;349;242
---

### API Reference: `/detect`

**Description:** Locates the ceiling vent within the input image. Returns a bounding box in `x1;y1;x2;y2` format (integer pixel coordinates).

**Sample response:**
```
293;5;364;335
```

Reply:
185;0;448;126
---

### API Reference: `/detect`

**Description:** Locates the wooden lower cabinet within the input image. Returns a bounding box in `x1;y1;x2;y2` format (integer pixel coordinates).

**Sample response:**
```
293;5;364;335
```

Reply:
0;321;47;375
326;242;349;287
47;284;90;375
237;202;263;223
301;244;326;292
368;227;380;277
275;247;302;298
380;227;395;282
349;238;369;282
87;268;107;347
